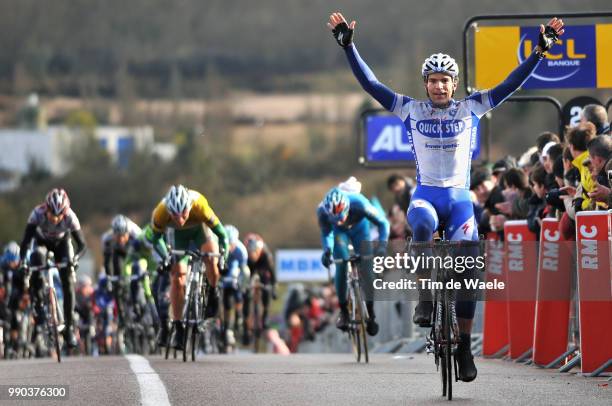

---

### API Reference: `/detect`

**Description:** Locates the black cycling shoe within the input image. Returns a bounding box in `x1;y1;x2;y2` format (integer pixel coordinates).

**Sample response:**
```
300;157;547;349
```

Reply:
366;318;379;336
412;301;433;327
455;336;477;382
65;330;78;349
204;290;219;319
172;322;185;351
158;322;169;347
336;309;349;332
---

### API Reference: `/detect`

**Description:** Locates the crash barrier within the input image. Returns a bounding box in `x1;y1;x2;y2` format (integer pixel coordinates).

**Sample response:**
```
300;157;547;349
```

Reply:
575;210;612;375
504;221;538;360
481;211;611;376
482;232;508;358
532;218;571;367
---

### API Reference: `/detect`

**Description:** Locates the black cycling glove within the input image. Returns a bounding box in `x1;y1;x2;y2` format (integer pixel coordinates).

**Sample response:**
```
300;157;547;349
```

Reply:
538;25;560;53
321;250;333;268
332;22;354;48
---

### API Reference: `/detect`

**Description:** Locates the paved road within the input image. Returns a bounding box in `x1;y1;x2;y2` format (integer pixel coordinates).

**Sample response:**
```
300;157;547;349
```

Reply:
0;353;609;405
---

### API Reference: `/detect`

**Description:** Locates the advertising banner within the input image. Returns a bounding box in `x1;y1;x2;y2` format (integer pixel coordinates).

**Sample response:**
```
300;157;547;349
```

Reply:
504;220;538;360
532;219;571;366
276;249;332;282
575;211;612;374
482;232;509;357
475;24;612;89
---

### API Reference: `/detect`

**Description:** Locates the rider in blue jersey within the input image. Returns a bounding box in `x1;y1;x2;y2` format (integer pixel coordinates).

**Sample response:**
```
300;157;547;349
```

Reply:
328;11;564;381
317;187;390;336
221;225;250;345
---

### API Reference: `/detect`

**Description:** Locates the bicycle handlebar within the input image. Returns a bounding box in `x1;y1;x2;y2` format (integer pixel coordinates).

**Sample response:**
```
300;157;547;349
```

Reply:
251;281;273;291
170;249;221;259
332;254;373;265
406;240;483;249
28;261;71;272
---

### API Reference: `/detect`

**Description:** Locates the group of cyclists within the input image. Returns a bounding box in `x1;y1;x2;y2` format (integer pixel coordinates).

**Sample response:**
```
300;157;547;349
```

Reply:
0;185;277;358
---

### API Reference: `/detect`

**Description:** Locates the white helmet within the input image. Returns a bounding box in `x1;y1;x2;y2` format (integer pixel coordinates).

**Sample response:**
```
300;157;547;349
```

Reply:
225;224;240;245
164;185;193;216
422;53;459;80
45;188;70;216
111;214;129;235
3;241;20;262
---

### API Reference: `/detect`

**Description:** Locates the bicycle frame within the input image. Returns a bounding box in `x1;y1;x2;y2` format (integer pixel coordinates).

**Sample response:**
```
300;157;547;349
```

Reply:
334;253;370;363
411;238;483;401
166;248;220;361
347;259;369;324
251;274;272;353
28;259;69;362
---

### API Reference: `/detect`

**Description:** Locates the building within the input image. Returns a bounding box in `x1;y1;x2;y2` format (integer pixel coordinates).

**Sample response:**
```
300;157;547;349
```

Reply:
0;125;176;191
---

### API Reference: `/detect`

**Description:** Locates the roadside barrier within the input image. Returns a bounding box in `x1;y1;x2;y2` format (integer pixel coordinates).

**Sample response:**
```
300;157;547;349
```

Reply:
574;210;612;376
482;232;508;358
532;218;571;367
504;220;538;361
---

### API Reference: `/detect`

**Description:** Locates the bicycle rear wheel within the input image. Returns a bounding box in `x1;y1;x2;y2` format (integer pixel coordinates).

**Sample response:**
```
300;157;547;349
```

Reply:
49;288;61;363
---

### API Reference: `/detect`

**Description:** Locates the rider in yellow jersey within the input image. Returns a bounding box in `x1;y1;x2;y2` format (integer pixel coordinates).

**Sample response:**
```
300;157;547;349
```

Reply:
145;185;229;349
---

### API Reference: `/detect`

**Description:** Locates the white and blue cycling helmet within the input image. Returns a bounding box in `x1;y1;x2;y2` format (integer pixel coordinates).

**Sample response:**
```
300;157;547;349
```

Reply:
323;187;350;223
225;224;240;245
422;53;459;80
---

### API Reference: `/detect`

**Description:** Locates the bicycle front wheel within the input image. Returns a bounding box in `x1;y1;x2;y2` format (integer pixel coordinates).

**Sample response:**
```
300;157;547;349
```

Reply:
49;288;61;363
347;296;361;362
183;286;197;362
353;283;368;363
165;323;173;360
443;291;453;400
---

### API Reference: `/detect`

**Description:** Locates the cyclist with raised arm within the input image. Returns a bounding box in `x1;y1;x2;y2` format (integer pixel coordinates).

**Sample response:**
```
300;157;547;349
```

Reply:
145;185;229;350
18;188;87;348
317;187;390;336
221;225;250;347
327;11;564;381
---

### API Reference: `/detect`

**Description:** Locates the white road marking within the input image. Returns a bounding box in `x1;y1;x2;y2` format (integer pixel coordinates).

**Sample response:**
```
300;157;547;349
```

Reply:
125;354;171;406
